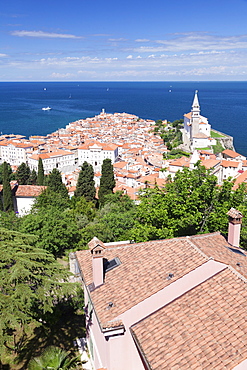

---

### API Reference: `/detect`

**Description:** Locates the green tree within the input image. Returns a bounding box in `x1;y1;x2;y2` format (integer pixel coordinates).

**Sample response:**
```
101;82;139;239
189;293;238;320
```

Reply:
0;210;20;230
0;162;14;184
37;158;44;186
16;162;31;185
2;161;14;212
28;346;80;370
28;169;37;185
131;165;247;244
98;191;136;240
33;187;70;212
20;207;80;256
46;169;68;199
0;228;74;358
74;161;95;201
98;159;115;206
70;196;96;229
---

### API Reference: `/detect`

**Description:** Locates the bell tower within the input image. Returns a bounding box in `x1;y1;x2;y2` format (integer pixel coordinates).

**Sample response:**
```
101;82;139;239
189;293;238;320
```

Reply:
191;90;200;139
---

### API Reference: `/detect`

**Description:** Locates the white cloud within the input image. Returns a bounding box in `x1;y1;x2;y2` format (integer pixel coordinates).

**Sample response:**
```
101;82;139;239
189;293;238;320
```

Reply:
135;39;150;42
11;30;82;39
126;55;133;59
0;53;8;57
132;33;247;53
50;72;75;78
108;38;127;42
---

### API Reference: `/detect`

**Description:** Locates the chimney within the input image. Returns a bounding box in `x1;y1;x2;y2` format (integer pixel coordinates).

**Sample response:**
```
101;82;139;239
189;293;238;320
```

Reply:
88;237;106;288
227;208;243;248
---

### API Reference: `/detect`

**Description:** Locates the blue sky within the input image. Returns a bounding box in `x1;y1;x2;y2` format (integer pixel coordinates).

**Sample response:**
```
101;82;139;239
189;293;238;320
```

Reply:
1;0;247;81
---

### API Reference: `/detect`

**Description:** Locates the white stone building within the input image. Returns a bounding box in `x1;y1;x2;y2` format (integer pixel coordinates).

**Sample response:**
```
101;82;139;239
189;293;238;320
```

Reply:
183;91;216;150
0;141;34;166
77;140;118;172
28;149;75;174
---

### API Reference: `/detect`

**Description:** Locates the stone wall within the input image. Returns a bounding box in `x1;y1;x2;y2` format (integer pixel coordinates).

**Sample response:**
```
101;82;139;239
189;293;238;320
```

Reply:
211;129;235;151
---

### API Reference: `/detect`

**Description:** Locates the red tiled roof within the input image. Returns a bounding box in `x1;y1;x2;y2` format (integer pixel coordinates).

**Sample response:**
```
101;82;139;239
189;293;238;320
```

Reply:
221;160;239;168
15;185;46;197
223;149;242;158
76;237;208;328
131;268;247;370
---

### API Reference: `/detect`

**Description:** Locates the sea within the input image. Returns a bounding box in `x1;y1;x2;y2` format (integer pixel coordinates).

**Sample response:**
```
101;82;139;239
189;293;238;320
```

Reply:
0;81;247;155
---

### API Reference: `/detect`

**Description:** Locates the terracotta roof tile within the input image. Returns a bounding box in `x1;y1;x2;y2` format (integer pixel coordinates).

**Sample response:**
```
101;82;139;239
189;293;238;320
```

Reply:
131;268;247;370
221;160;240;168
223;149;242;158
76;237;208;328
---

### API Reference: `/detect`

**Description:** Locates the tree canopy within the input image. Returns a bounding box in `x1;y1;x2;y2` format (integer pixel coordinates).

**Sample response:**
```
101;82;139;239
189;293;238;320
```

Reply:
0;162;14;184
98;159;115;206
37;158;44;186
0;228;74;358
46;169;68;199
74;161;95;201
2;161;14;212
16;163;31;185
131;165;247;244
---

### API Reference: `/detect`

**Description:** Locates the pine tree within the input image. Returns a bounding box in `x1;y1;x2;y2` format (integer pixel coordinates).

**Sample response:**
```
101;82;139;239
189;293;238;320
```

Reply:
0;228;75;357
74;161;96;201
0;162;14;184
37;157;44;185
2;161;14;212
16;162;31;185
46;168;68;199
28;169;37;185
98;158;116;206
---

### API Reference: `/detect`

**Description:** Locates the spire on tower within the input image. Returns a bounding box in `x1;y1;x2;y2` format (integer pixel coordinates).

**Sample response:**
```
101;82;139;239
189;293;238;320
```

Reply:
192;90;200;109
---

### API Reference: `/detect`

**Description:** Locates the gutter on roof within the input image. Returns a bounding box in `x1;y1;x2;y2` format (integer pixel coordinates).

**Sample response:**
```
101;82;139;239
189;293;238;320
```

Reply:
129;327;152;370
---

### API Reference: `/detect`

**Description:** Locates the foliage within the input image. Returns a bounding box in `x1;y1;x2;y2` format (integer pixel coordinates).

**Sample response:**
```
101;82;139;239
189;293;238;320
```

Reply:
46;169;69;199
37;158;44;186
164;148;190;159
0;162;15;184
20;207;80;257
0;228;74;358
79;221;113;248
74;161;96;201
70;196;96;229
98;191;137;240
0;210;20;230
131;165;247;245
28;169;37;185
98;159;116;206
78;191;137;247
212;139;224;154
2;161;14;212
33;188;70;212
154;119;184;149
16;163;31;185
28;346;80;370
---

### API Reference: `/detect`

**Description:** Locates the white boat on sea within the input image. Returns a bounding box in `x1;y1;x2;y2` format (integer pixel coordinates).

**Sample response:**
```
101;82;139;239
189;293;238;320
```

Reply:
42;106;51;111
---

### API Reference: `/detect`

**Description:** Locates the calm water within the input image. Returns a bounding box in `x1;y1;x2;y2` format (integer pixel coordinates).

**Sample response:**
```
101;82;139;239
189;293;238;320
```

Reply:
0;81;247;155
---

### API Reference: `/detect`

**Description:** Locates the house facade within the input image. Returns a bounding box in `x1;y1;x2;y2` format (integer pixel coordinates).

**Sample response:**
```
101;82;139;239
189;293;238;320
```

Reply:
28;150;75;174
73;209;247;370
0;140;34;166
77;141;118;172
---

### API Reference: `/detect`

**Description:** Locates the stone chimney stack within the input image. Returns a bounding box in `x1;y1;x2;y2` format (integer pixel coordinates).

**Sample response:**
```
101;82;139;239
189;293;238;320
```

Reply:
227;208;243;248
88;237;106;288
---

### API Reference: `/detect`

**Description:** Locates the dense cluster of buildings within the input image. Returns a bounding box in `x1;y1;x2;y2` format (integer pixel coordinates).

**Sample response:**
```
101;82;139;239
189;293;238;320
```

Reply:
1;92;247;202
2;92;247;369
